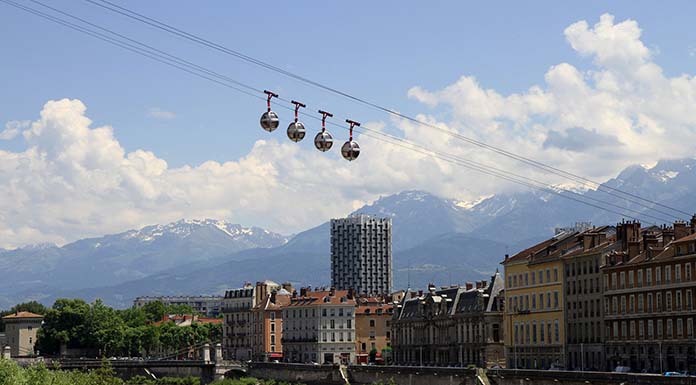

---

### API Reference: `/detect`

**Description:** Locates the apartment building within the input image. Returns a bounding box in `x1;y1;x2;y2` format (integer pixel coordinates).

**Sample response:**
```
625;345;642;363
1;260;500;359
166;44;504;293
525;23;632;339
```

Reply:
2;311;43;357
331;215;392;296
282;288;356;364
133;295;224;317
355;297;393;364
251;286;292;362
222;281;282;360
562;226;617;371
391;274;505;367
502;233;572;370
603;220;696;373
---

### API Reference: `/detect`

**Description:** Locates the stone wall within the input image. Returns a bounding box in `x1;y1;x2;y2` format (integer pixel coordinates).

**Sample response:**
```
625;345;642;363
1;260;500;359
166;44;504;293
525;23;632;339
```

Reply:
349;365;478;385
488;369;696;385
248;362;345;385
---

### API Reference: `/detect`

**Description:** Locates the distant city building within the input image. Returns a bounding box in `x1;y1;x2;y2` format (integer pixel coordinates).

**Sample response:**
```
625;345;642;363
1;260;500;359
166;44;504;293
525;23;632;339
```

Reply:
355;297;393;364
222;281;280;360
603;219;696;373
152;314;222;327
502;235;570;370
331;215;392;296
251;283;293;362
283;288;357;364
391;273;505;368
133;295;224;317
555;222;593;236
562;226;616;371
2;311;43;357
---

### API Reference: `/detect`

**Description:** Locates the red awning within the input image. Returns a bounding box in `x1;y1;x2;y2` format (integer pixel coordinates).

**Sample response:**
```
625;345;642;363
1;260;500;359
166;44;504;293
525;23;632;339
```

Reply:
269;353;283;358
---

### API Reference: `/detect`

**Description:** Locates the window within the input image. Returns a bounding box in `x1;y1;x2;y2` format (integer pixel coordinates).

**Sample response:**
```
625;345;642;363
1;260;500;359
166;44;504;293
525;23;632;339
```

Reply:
347;319;351;329
554;268;558;282
676;290;682;311
666;292;672;312
687;263;692;281
677;318;683;337
539;270;544;284
639;320;645;338
656;267;662;285
554;320;559;343
546;269;551;282
611;273;617;289
330;320;335;329
638;294;644;312
630;321;636;338
532;322;537;344
540;293;544;310
508;276;513;288
657;292;662;311
647;268;652;286
657;320;663;337
688;290;693;310
540;320;545;343
513;275;517;287
369;319;375;327
604;275;608;291
532;294;537;310
532;271;536;285
621;296;626;314
620;272;626;289
547;291;551;309
629;295;635;313
322;309;327;316
339;308;344;316
667;319;673;338
554;291;559;309
270;311;276;321
647;293;653;312
648;320;654;338
628;271;634;287
676;264;682;283
637;270;643;287
688;318;694;338
525;273;529;286
666;265;672;284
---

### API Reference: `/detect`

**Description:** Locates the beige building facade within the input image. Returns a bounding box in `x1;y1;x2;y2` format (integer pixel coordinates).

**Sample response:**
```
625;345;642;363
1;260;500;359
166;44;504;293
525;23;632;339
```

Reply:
2;311;43;357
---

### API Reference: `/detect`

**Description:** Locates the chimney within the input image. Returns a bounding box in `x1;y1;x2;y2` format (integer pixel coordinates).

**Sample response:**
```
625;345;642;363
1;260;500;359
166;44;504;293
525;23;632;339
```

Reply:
674;221;689;240
292;290;298;299
428;283;436;293
255;281;268;307
347;288;354;299
282;282;293;293
662;226;675;245
465;282;473;290
329;287;335;297
300;287;308;297
270;289;277;304
417;290;423;297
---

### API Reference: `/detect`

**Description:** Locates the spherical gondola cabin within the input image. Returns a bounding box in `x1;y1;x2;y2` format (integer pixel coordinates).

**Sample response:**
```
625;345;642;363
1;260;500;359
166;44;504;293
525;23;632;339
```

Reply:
314;131;333;152
341;140;360;161
260;111;279;132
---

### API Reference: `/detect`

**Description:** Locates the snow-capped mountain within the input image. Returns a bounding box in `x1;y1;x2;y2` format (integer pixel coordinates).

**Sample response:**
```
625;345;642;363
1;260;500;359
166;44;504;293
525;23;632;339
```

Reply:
0;219;288;305
4;158;696;309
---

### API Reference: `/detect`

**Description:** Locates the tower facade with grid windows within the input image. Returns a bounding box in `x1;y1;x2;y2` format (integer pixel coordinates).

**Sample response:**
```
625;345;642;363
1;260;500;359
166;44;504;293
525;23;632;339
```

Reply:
330;215;392;296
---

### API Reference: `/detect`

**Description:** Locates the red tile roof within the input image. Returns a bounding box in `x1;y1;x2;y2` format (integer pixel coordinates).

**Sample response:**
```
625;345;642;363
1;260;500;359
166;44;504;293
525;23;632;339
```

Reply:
2;311;43;320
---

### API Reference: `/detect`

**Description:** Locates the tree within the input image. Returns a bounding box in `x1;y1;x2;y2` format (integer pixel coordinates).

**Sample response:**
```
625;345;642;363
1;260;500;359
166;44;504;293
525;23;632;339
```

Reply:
369;348;378;363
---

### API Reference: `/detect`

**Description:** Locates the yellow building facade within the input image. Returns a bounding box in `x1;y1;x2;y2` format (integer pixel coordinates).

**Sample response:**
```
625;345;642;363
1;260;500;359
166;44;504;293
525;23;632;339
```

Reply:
502;234;575;370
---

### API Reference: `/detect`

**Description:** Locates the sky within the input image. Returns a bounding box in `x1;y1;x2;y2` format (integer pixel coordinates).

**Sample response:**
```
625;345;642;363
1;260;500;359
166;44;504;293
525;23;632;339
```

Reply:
1;1;696;248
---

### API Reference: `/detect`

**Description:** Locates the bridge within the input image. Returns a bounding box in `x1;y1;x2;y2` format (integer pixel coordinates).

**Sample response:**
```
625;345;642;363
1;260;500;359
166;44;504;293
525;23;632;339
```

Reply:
15;344;245;384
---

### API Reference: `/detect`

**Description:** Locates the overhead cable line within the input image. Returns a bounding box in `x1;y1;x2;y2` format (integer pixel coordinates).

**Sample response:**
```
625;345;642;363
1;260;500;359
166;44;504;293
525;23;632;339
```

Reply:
0;0;676;224
82;0;692;220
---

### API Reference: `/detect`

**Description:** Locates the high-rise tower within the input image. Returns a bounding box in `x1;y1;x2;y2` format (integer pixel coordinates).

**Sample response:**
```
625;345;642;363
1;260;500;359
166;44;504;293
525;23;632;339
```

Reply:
330;215;392;295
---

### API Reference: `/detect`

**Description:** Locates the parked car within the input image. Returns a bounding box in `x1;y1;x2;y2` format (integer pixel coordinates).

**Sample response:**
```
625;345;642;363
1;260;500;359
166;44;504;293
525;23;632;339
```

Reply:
664;372;687;377
614;366;632;373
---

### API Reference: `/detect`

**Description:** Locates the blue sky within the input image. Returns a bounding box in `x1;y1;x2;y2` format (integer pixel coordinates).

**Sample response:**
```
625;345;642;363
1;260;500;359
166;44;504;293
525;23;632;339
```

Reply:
2;1;696;247
2;1;695;166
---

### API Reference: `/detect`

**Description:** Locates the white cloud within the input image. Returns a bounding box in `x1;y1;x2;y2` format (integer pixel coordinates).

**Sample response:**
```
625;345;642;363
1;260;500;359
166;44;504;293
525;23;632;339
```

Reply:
2;14;696;248
0;120;29;140
148;107;176;120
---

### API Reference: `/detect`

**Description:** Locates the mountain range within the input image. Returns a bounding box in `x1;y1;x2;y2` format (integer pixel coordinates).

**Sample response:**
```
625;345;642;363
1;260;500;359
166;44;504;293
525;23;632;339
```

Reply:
1;158;695;309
